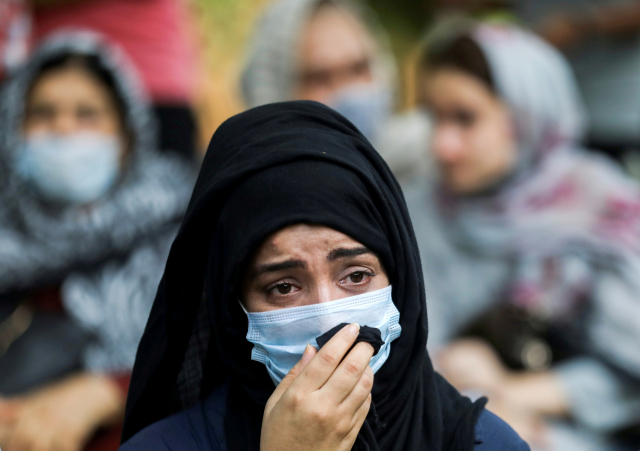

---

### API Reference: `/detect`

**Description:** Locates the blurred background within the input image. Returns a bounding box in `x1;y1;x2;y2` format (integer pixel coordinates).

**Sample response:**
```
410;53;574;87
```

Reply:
2;1;640;451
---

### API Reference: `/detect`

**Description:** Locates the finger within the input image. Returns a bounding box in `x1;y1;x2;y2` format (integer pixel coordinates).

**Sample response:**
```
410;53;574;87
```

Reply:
266;344;317;412
340;364;374;416
292;323;360;392
342;393;372;447
278;344;317;391
321;341;374;403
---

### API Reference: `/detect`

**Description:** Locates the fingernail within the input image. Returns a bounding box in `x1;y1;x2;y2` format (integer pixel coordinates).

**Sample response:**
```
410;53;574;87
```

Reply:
348;323;360;336
300;344;314;364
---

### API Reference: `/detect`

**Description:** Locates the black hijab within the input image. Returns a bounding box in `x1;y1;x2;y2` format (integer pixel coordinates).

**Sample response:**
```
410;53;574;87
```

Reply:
122;101;486;450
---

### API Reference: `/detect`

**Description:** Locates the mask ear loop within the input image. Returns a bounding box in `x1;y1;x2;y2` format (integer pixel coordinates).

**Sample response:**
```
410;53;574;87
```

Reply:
238;298;249;315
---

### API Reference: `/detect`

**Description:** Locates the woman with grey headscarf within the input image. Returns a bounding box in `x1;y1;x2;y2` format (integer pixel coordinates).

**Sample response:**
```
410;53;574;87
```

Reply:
405;22;640;451
0;31;195;451
241;0;432;181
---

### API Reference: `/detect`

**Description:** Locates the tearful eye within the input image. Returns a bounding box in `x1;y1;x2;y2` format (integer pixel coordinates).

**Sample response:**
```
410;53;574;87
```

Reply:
276;283;292;294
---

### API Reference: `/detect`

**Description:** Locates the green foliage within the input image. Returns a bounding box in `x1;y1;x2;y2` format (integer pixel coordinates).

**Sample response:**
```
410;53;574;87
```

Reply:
364;0;431;58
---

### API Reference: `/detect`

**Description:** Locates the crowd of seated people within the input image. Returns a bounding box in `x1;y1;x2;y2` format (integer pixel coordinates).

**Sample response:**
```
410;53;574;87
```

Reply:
0;1;639;451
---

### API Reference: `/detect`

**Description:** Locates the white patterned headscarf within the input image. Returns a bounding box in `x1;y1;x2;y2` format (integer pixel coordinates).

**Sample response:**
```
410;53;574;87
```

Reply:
0;31;196;372
240;0;397;107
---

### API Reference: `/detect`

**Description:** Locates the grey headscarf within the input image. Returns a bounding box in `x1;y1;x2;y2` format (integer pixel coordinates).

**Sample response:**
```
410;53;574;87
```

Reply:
240;0;397;107
0;31;196;371
241;0;431;181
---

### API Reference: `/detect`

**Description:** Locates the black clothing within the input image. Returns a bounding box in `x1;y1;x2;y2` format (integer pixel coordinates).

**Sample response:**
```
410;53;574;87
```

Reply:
120;379;529;451
153;105;198;159
122;101;486;450
316;324;385;356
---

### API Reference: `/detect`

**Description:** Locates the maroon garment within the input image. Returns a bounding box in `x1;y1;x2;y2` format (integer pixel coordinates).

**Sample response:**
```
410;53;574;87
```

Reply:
33;0;197;103
27;287;132;451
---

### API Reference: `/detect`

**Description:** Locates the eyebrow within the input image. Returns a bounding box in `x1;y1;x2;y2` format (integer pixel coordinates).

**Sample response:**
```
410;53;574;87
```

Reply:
255;259;308;276
327;246;374;262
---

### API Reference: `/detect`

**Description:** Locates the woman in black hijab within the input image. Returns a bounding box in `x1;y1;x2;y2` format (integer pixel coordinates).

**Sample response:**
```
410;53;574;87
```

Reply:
119;101;528;451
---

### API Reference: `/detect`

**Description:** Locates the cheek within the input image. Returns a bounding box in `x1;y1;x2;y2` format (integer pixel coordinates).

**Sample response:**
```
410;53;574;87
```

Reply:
241;290;264;313
294;71;330;103
23;122;50;136
490;116;517;174
95;115;122;135
342;68;373;90
470;117;516;174
295;85;333;104
373;271;390;290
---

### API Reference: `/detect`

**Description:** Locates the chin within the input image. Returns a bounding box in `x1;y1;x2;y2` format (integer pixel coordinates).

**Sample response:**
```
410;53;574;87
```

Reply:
441;174;481;196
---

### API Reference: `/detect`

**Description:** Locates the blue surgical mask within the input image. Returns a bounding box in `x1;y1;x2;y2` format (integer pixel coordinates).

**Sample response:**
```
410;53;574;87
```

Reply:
16;131;121;205
242;285;401;386
328;83;393;143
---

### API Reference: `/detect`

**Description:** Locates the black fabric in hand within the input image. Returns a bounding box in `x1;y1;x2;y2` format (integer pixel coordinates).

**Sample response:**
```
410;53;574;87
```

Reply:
316;323;385;356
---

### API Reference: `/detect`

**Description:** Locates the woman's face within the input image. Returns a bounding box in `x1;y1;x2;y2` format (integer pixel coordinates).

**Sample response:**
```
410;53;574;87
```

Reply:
296;5;374;103
424;68;517;194
242;224;389;313
23;64;124;143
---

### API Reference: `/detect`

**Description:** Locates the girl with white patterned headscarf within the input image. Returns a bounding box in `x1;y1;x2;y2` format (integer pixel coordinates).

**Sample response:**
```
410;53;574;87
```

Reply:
405;21;640;451
0;31;195;450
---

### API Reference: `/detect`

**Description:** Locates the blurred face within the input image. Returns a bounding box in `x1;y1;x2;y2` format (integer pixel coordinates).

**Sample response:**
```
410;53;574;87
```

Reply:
296;4;374;103
242;224;389;313
23;64;124;144
424;68;517;194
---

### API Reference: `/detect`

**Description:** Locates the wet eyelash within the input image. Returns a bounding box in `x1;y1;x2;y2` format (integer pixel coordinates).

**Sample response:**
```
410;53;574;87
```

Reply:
346;269;375;280
355;269;375;275
265;281;294;294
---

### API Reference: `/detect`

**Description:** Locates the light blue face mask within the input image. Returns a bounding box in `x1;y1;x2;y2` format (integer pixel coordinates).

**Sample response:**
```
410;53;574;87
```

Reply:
16;131;121;205
242;285;401;386
328;83;393;144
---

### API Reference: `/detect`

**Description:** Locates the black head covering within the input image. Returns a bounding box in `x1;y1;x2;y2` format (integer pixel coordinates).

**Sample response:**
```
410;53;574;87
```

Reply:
122;101;485;450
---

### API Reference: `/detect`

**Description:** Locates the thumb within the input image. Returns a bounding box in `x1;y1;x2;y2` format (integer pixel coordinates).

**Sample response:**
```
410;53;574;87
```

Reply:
267;344;317;407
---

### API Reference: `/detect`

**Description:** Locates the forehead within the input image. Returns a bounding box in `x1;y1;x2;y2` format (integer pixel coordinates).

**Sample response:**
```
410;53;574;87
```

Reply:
298;5;371;70
424;68;498;108
252;224;364;262
28;65;112;105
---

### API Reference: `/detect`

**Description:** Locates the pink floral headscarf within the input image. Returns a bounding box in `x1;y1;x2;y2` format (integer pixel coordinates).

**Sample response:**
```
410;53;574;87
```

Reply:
435;24;640;323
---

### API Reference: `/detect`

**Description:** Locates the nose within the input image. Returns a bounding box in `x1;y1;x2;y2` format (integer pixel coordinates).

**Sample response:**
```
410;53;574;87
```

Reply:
52;110;77;135
315;282;335;305
432;125;465;164
307;280;346;306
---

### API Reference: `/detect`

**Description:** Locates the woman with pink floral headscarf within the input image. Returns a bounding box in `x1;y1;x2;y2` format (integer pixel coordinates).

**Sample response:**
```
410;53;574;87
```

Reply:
406;20;640;451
